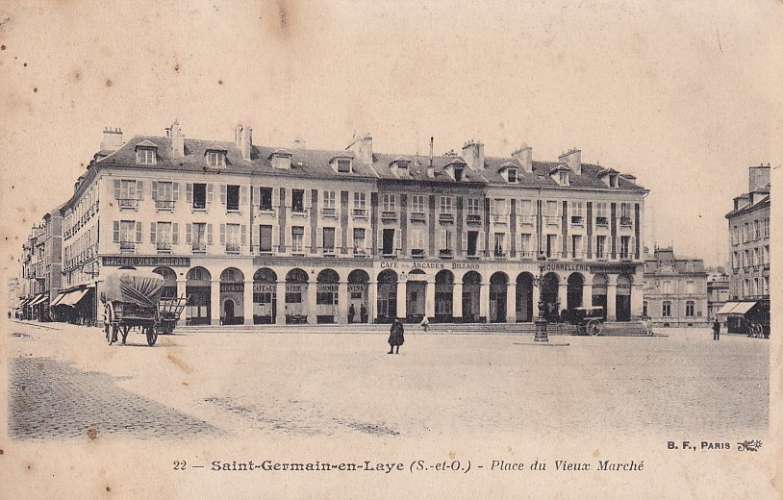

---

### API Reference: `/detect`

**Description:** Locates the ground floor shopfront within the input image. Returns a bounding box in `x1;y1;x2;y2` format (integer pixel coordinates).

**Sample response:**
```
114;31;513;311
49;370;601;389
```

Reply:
94;255;644;326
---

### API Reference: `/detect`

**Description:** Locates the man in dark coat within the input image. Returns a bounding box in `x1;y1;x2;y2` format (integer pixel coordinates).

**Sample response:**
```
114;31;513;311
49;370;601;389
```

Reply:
712;319;720;341
348;304;355;324
360;304;368;323
388;319;405;354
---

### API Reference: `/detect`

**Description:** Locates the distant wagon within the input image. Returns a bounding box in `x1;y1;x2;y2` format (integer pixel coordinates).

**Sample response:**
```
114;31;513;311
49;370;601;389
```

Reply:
563;306;605;336
100;269;186;346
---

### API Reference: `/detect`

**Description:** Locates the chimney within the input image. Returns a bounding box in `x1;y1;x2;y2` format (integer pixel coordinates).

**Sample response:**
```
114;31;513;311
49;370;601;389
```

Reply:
511;144;533;173
748;164;770;193
461;140;485;170
100;127;123;151
559;148;582;175
235;124;253;160
166;120;185;158
349;132;373;166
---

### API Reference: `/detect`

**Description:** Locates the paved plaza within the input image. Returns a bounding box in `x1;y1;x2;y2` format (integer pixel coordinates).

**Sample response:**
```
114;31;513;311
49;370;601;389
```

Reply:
7;322;769;441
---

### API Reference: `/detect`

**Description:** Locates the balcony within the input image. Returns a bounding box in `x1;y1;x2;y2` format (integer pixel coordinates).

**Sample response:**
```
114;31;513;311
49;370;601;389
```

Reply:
381;248;397;258
321;207;337;218
439;248;454;259
119;241;135;253
410;248;425;259
290;207;306;217
466;213;482;226
410;212;426;224
352;208;368;219
570;215;584;226
322;247;336;257
225;244;240;255
156;242;172;254
192;243;207;254
620;216;633;226
381;210;398;223
544;215;559;225
518;250;536;258
490;214;507;224
438;213;454;224
155;200;175;211
596;216;609;226
117;199;138;210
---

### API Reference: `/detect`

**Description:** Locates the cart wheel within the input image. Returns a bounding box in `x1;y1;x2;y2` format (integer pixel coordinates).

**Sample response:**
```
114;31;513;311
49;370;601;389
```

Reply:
587;320;601;336
146;326;158;347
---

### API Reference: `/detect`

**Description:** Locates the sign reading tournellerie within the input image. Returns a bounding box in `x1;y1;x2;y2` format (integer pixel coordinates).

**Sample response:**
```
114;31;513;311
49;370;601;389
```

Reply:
102;256;191;267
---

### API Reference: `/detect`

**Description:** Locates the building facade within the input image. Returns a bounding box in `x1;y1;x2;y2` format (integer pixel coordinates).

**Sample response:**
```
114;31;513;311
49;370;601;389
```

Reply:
706;270;730;322
31;122;650;326
720;165;770;333
642;247;708;326
18;209;63;321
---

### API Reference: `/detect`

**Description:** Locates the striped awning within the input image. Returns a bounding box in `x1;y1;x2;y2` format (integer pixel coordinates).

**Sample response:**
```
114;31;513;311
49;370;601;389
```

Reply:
59;288;90;307
716;301;758;317
50;292;68;307
28;294;48;306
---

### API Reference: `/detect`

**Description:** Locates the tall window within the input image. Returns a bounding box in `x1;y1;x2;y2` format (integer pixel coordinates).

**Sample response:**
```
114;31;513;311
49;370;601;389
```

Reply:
596;202;608;225
546;234;557;258
441;229;454;254
119;180;137;201
571;202;584;224
156;222;172;250
192;183;207;210
322;227;335;254
620;236;630;259
291;226;304;253
685;301;695;317
353;192;367;215
225;224;240;253
154;181;176;210
226;185;240;211
411;195;425;213
518;199;533;224
292;190;305;213
259;225;272;253
572;235;582;258
493;233;505;257
620;203;632;225
467;231;479;257
596;235;606;258
520;233;531;256
492;199;507;220
662;301;672;317
192;223;208;252
259;188;273;210
119;220;137;245
353;228;366;254
323;191;336;210
410;229;425;256
662;281;672;294
467;198;481;214
382;194;396;212
545;201;559;225
440;196;454;214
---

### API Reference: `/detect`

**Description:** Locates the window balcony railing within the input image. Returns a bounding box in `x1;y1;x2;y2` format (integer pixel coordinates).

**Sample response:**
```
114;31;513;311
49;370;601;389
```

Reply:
155;200;175;211
322;247;336;256
352;208;368;219
410;248;425;259
380;248;398;258
518;250;536;258
119;241;135;253
290;207;306;216
321;207;337;218
518;214;534;225
225;244;240;254
117;199;138;210
192;244;207;254
570;215;584;225
156;242;172;253
596;216;609;226
620;216;633;226
466;213;482;226
493;250;506;258
410;212;426;224
544;215;559;225
439;248;454;259
490;214;507;224
352;247;368;258
438;213;454;224
381;210;398;222
572;251;584;260
466;251;479;259
619;251;631;260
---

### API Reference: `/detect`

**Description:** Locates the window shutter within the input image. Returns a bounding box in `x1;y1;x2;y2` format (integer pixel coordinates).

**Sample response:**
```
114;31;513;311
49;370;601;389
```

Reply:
462;231;467;255
172;223;179;245
136;222;142;243
220;224;225;245
113;221;119;243
113;180;121;199
207;224;213;245
220;184;227;205
241;225;247;246
186;223;192;244
186;183;193;203
137;181;144;200
173;183;179;201
253;186;260;206
240;186;248;206
151;181;158;201
150;222;156;243
207;184;214;204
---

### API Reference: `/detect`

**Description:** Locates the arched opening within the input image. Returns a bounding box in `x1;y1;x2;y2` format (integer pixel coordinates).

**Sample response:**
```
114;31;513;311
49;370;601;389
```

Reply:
567;273;585;311
541;272;560;322
253;268;277;324
434;270;454;322
219;267;244;325
348;270;370;323
406;269;427;323
616;274;632;321
153;266;177;298
489;272;508;323
592;274;608;320
515;272;535;322
376;270;398;323
186;266;211;325
285;268;309;324
316;269;340;324
462;271;482;323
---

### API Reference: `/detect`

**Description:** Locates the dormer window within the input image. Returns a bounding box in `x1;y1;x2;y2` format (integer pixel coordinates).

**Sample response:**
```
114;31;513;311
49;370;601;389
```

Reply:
330;153;354;174
206;150;226;168
270;149;293;170
454;165;464;182
559;171;569;186
337;159;352;173
507;168;518;183
609;174;619;188
136;148;156;165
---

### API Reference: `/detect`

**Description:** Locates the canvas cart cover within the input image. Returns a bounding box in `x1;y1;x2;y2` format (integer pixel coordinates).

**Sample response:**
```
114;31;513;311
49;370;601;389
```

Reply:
100;270;164;307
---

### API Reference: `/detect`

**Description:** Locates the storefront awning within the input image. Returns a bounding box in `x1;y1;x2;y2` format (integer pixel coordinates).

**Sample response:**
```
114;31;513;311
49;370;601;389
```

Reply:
716;302;739;316
50;292;68;307
17;297;31;308
716;301;758;317
59;288;90;307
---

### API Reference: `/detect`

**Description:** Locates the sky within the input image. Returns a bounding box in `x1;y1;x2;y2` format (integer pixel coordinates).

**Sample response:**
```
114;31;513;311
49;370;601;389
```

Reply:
1;0;781;271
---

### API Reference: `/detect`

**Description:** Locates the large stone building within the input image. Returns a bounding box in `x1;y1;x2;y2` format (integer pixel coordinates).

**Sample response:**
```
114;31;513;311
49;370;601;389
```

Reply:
642;247;708;326
706;269;730;322
720;164;770;333
29;122;650;326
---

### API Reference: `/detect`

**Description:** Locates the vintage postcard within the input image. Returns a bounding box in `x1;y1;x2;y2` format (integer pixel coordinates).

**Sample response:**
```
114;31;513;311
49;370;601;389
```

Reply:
0;1;780;498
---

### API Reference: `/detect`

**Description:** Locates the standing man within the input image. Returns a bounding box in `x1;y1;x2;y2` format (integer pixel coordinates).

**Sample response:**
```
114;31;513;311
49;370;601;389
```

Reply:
712;318;720;341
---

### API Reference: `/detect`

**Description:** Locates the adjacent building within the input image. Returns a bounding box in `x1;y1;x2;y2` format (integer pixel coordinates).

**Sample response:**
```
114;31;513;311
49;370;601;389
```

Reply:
706;269;730;322
720;164;771;333
18;209;63;320
22;122;650;326
642;247;708;327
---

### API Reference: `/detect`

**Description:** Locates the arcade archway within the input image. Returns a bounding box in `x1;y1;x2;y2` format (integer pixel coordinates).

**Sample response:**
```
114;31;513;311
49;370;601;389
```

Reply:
220;267;244;325
462;271;482;323
434;270;454;322
376;270;398;323
316;269;340;324
348;269;370;323
541;272;560;322
285;268;309;324
515;272;534;322
186;266;211;325
253;268;277;324
489;272;508;323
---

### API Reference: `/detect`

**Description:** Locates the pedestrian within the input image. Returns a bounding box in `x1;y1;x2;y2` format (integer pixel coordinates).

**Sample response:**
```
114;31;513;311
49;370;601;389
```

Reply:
348;304;355;324
360;303;368;323
420;316;430;333
388;319;405;354
712;318;720;341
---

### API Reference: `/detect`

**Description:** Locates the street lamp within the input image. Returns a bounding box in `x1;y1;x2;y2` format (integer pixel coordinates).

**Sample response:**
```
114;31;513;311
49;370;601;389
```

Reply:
534;253;549;343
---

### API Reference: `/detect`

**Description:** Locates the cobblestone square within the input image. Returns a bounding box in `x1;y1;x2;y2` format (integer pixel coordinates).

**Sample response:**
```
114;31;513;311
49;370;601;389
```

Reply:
7;322;769;441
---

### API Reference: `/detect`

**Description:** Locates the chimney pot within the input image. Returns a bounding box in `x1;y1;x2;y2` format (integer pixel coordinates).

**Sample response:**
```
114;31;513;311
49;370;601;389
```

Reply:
461;140;485;170
100;126;124;152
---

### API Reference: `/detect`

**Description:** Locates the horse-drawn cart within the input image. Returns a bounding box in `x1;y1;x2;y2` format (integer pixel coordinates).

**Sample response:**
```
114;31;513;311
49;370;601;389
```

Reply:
101;270;185;346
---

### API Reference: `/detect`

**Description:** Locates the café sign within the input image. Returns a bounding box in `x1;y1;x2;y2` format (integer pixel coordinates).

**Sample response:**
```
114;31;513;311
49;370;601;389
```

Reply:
102;256;191;267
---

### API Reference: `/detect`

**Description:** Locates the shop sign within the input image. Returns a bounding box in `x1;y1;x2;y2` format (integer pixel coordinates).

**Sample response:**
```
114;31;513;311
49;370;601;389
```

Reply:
253;283;276;293
318;284;339;292
543;262;590;273
220;283;244;293
347;284;365;293
103;256;191;267
286;283;305;293
380;260;481;271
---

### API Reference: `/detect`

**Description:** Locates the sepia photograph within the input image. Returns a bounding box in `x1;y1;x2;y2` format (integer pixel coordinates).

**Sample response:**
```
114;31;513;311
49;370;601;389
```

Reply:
0;1;780;498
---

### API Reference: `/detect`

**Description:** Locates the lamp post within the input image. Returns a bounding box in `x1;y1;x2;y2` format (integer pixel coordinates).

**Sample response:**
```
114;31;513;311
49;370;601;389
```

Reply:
534;254;549;343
